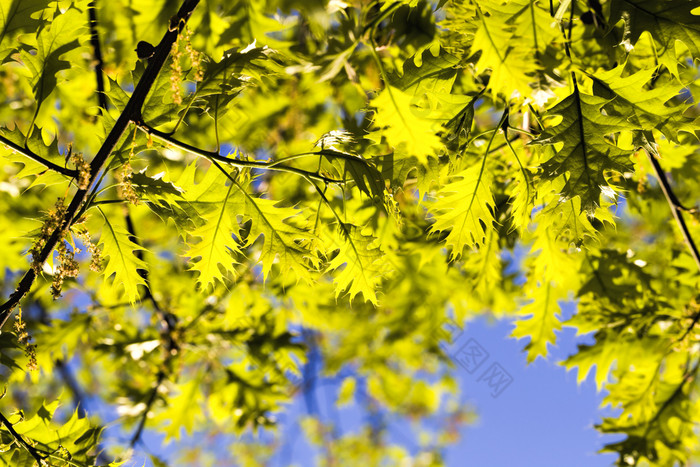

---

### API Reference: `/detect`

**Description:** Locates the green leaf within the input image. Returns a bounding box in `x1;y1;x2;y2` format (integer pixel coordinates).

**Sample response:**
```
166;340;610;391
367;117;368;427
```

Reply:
327;224;385;305
429;162;496;259
37;312;92;360
511;282;563;363
0;0;48;63
194;46;274;119
470;1;539;99
509;166;534;232
97;210;147;303
322;148;386;202
131;169;185;201
509;0;559;54
562;329;623;390
0;125;69;187
18;6;86;115
179;162;314;287
336;377;355;407
371;85;444;164
371;48;472;165
129;58;181;127
376;150;440;197
391;46;460;95
182;165;243;290
598;362;696;467
532;84;634;212
155;377;205;441
608;0;700;75
591;65;696;142
3;400;101;465
232;182;315;282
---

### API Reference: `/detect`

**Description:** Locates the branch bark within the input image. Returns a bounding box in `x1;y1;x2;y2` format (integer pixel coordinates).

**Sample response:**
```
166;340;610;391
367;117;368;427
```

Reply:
0;0;201;329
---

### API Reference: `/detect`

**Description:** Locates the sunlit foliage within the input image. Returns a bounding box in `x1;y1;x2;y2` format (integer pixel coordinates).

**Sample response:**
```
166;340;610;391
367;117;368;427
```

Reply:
1;0;700;465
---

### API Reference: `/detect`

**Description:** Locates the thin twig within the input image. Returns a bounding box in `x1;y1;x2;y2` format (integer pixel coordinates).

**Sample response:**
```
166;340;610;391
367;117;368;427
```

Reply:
0;134;78;178
122;214;178;448
123;212;179;351
0;0;201;329
137;123;346;185
644;139;700;273
0;410;46;465
55;360;87;417
129;370;166;448
88;0;108;112
88;0;179;357
645;134;700;341
643;361;698;437
676;311;700;345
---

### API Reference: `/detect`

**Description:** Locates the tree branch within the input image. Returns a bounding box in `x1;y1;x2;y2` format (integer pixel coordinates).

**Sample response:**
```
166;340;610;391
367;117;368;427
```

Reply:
88;0;179;358
88;0;108;112
676;310;700;344
644;139;700;273
0;134;78;178
0;410;46;465
0;0;201;329
129;369;166;448
137;123;346;185
55;360;88;416
123;212;179;352
122;214;178;448
34;303;88;418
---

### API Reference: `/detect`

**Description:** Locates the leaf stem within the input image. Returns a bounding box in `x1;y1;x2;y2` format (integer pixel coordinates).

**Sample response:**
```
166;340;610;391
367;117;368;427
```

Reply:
89;2;169;346
504;128;531;204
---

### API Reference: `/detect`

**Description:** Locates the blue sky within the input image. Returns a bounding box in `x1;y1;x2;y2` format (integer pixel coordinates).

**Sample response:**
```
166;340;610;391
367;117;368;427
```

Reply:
252;312;621;467
88;268;625;466
119;307;623;467
442;316;619;467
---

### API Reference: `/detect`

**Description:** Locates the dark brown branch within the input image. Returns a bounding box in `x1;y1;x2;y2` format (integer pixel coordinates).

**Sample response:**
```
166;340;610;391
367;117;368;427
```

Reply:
0;0;201;329
88;1;108;112
137;123;346;185
0;410;46;464
644;132;700;342
0;134;78;178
